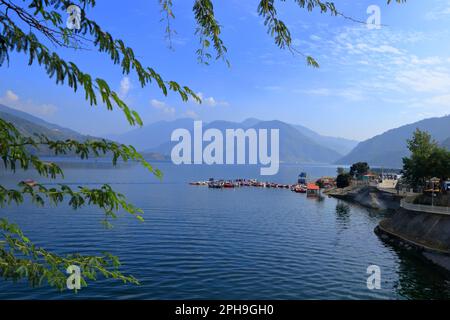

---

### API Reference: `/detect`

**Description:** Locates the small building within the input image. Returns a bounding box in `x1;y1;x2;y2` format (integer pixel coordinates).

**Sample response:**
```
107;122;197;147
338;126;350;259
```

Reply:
362;173;378;182
378;173;401;189
316;176;336;189
298;172;307;185
424;177;442;193
306;183;320;197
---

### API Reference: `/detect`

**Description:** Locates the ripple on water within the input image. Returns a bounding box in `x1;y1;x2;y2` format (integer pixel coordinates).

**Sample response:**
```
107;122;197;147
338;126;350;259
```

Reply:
0;164;449;299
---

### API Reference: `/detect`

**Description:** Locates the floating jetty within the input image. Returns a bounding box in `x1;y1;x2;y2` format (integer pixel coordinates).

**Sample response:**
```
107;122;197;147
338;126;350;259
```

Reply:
188;172;336;195
189;181;208;186
189;178;315;193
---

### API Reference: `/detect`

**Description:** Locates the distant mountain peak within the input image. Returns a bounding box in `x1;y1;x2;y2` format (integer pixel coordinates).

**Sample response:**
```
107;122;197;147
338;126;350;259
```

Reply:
240;117;262;127
336;114;450;168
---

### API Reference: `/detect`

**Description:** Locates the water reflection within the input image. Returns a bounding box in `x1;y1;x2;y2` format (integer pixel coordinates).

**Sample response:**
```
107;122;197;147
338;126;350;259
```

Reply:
379;237;450;299
317;195;325;202
334;197;450;299
335;201;351;227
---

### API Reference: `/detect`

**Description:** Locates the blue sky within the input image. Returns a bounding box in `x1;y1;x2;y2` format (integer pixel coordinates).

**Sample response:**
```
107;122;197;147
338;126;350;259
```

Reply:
1;0;450;140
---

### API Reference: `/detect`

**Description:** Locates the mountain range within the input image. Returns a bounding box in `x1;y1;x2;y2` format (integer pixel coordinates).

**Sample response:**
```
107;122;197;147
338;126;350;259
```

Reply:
0;104;90;141
2;105;353;164
109;118;359;164
2;103;449;167
0;104;168;160
336;115;450;168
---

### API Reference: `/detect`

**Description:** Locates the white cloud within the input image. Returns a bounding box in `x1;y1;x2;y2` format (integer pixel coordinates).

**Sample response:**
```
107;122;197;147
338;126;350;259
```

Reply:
299;24;450;112
36;104;58;115
298;87;365;101
338;89;366;102
0;90;57;116
420;94;450;107
204;97;218;106
185;110;199;119
400;94;450;119
150;99;165;109
425;2;450;21
150;99;175;115
352;43;402;55
410;55;443;65
395;68;450;93
119;76;131;98
192;92;229;107
299;88;331;96
371;45;402;55
4;90;19;102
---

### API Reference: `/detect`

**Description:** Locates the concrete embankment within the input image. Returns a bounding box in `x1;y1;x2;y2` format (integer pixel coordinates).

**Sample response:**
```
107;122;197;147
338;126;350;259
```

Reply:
378;208;450;252
376;208;450;271
325;185;401;210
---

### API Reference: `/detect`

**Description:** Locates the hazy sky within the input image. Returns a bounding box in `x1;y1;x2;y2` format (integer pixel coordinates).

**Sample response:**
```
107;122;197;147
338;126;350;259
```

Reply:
1;0;450;140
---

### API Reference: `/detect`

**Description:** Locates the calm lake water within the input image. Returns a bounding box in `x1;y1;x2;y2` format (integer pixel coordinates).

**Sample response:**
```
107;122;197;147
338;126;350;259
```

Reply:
0;160;449;299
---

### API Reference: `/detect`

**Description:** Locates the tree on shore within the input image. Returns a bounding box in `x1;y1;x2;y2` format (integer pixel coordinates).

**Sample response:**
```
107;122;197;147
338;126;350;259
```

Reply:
335;167;351;188
336;173;352;188
0;0;406;290
402;129;450;192
349;162;370;179
336;167;346;176
430;148;450;193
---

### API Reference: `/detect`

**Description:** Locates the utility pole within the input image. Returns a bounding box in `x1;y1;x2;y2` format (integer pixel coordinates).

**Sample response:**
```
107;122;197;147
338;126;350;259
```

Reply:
431;181;434;207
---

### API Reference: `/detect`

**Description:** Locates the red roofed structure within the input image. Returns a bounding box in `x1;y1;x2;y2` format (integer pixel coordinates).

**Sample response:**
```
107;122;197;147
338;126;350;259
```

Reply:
306;183;320;197
307;183;319;190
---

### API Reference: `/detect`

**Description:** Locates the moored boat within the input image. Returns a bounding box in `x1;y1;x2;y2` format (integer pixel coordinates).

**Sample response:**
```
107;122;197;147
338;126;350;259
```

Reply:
208;181;224;188
292;184;306;193
189;181;208;186
223;181;235;188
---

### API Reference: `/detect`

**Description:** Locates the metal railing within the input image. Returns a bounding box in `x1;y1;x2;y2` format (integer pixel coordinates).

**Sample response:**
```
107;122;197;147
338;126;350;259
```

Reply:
400;199;450;215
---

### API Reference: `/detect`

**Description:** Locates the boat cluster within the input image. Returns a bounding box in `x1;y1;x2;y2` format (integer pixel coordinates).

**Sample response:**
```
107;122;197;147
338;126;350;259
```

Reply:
189;178;309;192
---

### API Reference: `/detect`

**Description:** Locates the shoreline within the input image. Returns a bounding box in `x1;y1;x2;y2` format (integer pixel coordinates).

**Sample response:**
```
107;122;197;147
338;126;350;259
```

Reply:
325;184;402;211
326;185;450;272
375;219;450;272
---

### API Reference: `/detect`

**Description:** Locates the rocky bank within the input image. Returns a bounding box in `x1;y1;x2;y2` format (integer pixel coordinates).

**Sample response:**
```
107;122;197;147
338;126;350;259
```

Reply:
325;185;401;211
